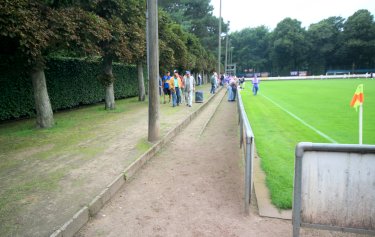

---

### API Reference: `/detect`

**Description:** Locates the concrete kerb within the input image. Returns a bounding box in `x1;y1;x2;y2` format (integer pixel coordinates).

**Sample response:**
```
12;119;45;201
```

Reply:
50;87;222;237
60;207;89;237
199;89;226;137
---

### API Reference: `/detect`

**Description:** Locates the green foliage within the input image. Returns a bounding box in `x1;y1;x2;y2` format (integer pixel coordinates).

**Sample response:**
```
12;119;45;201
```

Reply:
122;0;146;63
159;0;222;71
270;18;308;74
158;8;216;73
231;9;375;76
0;1;111;70
159;0;228;54
306;17;345;74
97;72;115;86
230;26;270;73
343;9;375;69
0;57;144;121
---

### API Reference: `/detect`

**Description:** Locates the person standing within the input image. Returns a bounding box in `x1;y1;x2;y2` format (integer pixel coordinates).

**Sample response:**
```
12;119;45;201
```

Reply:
231;77;238;101
210;72;217;94
184;71;195;107
179;73;185;104
159;76;162;96
169;70;182;107
228;76;235;101
252;75;259;95
162;71;171;104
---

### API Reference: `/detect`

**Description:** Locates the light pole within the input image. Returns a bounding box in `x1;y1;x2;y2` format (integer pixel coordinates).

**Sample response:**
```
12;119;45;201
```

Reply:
217;0;222;74
225;32;228;75
230;47;234;65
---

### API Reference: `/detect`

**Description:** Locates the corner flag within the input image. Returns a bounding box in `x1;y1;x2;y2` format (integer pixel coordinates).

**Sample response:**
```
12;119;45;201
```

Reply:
350;84;364;111
350;84;364;144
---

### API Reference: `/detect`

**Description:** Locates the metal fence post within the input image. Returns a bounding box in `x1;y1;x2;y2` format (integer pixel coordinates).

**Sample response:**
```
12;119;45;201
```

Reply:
244;137;251;213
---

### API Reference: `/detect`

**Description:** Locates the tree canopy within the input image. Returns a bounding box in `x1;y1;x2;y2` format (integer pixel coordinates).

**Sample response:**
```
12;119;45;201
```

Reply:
230;9;375;76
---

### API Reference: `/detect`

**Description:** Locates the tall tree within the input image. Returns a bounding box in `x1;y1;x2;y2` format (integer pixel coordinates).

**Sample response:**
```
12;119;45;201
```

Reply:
270;18;308;75
0;0;110;127
307;17;345;74
123;0;147;101
159;0;228;54
91;0;132;110
230;26;270;74
158;8;216;74
343;9;375;70
158;10;188;71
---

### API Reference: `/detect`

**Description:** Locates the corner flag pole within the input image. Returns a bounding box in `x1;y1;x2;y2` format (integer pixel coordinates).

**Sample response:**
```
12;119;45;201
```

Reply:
350;84;364;145
359;103;363;145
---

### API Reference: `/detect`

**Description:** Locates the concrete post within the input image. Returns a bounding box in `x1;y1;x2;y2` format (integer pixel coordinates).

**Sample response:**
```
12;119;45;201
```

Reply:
147;0;159;142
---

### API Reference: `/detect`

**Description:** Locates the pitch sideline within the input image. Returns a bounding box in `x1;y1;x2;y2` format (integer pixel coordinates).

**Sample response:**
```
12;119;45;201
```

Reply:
260;94;338;144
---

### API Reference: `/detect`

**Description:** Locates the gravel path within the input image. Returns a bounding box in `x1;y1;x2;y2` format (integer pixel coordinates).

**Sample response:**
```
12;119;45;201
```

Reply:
76;89;292;237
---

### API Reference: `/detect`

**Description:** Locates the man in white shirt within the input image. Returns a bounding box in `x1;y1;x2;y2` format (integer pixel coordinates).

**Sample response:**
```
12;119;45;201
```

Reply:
184;71;195;107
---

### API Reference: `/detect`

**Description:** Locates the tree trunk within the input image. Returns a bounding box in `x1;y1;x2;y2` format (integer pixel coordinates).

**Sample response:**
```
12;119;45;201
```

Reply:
31;68;54;128
103;55;115;110
105;83;115;110
137;62;146;101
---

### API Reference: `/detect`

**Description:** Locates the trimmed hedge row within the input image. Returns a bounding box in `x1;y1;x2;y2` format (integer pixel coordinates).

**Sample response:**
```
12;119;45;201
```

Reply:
0;57;145;121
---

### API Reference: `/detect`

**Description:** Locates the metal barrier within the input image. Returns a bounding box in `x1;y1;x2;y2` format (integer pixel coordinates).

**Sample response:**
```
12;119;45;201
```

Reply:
237;91;255;214
245;74;373;81
293;142;375;236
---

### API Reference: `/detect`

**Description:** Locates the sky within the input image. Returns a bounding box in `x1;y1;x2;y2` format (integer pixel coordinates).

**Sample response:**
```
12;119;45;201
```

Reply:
211;0;375;32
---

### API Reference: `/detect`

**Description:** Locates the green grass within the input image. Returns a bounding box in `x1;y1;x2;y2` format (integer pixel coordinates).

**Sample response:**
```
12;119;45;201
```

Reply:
0;96;147;234
0;83;213;236
241;79;375;209
136;138;153;152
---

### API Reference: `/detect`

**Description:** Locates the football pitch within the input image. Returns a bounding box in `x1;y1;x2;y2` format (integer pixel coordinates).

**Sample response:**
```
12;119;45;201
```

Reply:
240;78;375;209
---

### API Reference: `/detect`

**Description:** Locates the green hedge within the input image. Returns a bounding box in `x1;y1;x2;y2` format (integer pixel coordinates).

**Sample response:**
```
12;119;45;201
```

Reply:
0;57;146;121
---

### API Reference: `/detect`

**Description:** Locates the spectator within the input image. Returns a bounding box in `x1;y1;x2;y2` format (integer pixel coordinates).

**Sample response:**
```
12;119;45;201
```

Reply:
228;76;237;102
252;75;260;95
197;74;202;85
184;71;195;107
159;76;162;96
220;74;224;86
162;71;171;104
230;77;238;101
169;70;182;107
179;73;185;104
210;72;217;94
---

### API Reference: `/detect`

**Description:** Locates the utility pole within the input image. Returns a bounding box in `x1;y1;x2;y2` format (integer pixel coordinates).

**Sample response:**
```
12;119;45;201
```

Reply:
225;28;228;75
217;0;222;74
147;0;159;142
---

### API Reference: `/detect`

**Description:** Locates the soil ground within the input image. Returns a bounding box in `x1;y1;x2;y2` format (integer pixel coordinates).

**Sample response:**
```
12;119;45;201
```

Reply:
0;85;216;237
2;85;371;237
76;89;293;237
76;88;372;237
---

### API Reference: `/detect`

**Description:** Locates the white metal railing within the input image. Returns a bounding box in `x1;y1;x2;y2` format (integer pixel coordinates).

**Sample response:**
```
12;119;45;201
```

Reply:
237;91;255;214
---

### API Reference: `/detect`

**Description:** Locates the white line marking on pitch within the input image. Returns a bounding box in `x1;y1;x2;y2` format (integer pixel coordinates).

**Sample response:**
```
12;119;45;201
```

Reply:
260;94;338;143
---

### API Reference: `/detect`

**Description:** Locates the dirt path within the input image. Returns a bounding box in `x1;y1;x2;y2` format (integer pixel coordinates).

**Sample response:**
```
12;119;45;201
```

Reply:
1;85;219;237
76;89;292;237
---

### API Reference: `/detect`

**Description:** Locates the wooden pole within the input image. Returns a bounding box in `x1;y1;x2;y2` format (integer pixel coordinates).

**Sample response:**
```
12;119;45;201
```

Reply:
225;31;228;75
217;0;222;74
147;0;159;142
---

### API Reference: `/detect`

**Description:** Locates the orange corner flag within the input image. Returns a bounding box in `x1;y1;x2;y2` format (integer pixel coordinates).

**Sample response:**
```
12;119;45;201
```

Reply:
350;84;364;111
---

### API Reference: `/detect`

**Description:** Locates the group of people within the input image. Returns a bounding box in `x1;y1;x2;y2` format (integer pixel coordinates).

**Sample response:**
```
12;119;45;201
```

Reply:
209;72;239;101
161;70;198;107
160;70;261;108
